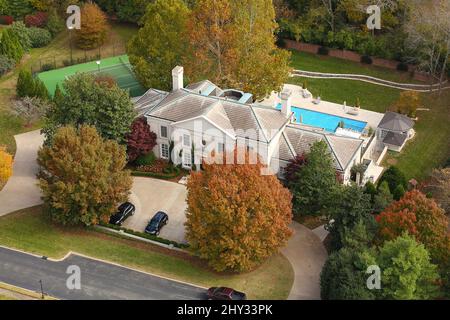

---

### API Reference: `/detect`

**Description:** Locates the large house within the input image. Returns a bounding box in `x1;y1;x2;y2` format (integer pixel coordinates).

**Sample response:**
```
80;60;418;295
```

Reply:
134;66;413;184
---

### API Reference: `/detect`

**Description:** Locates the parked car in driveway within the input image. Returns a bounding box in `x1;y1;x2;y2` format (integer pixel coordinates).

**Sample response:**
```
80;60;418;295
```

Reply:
109;202;135;226
145;211;168;236
207;287;247;300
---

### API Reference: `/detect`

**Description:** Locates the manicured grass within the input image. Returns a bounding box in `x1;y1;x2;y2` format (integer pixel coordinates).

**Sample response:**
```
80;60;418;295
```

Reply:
0;294;15;300
0;206;294;300
290;50;422;84
288;76;401;113
288;50;450;181
384;91;450;181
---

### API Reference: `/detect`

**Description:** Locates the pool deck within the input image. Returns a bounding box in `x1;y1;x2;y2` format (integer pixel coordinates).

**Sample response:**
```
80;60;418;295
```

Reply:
260;84;385;131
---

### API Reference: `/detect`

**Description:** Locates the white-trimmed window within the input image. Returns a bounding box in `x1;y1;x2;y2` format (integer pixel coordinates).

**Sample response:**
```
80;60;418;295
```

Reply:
160;126;168;138
160;143;169;159
183;151;192;168
218;142;225;153
183;134;191;147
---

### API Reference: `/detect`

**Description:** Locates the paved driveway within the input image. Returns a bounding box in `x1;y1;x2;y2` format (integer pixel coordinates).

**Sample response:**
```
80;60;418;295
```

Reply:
0;246;205;300
123;177;188;244
281;222;328;300
0;130;43;216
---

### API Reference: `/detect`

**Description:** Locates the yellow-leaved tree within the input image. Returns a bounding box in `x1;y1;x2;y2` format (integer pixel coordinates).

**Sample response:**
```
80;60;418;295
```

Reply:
75;1;109;49
0;146;13;185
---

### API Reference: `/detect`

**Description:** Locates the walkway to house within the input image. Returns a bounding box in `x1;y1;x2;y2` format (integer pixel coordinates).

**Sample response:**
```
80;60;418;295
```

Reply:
0;131;43;216
281;222;328;300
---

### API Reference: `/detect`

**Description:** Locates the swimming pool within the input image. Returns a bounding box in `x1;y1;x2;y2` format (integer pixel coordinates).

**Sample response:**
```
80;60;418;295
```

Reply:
276;104;367;133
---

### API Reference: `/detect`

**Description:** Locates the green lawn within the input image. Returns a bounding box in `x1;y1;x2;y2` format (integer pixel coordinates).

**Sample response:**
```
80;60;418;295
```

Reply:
0;206;294;300
0;294;16;300
384;91;450;181
288;76;401;113
288;51;450;181
290;50;423;84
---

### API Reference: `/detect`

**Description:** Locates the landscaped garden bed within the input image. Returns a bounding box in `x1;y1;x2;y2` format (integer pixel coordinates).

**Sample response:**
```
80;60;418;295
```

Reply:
128;151;188;181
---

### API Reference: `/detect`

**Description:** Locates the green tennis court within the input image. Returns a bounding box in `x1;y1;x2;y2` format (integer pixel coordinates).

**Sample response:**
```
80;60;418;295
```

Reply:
37;55;147;98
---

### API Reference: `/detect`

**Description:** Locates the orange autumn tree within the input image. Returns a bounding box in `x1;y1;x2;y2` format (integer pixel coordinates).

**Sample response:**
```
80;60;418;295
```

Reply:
376;190;449;265
76;2;109;49
185;149;293;272
0;146;13;184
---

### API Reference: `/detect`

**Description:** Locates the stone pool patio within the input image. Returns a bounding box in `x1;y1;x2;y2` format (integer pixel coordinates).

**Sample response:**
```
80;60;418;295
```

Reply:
260;83;385;132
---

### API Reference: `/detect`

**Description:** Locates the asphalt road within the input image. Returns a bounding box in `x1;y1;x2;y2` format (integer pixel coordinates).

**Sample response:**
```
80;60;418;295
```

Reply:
0;247;206;300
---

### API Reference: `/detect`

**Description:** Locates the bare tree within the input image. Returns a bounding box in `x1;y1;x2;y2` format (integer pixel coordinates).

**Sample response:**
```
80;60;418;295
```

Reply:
407;0;450;93
321;0;337;32
424;168;450;215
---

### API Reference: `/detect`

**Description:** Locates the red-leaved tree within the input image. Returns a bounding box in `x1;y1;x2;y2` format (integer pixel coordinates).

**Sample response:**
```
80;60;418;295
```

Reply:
376;208;418;242
126;117;157;162
284;153;307;185
376;190;449;265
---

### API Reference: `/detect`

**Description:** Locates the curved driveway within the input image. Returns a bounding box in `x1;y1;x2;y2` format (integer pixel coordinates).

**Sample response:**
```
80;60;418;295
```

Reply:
0;130;328;300
0;130;43;216
281;222;328;300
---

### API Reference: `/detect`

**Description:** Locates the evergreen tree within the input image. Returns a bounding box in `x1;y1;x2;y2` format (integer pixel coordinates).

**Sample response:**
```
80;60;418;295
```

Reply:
5;0;34;19
0;29;24;62
16;69;34;98
32;77;50;100
289;140;338;216
327;184;376;251
373;181;393;214
320;246;376;300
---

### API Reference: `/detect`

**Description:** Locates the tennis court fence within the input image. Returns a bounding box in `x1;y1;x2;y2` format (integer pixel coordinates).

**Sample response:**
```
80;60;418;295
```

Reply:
31;44;127;75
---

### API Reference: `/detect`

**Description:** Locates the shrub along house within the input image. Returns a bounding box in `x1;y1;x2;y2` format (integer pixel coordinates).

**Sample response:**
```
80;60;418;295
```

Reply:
134;66;371;184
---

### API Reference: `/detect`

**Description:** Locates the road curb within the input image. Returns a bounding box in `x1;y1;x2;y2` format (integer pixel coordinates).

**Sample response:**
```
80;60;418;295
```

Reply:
0;245;209;292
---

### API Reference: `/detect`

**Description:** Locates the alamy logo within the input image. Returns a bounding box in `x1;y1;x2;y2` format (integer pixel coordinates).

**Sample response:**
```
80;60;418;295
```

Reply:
66;5;81;30
366;265;381;290
66;265;81;290
366;5;381;30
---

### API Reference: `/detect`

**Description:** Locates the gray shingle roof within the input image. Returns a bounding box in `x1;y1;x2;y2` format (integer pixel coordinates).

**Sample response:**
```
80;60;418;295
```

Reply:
139;82;363;170
134;89;168;117
146;88;289;142
383;131;408;146
378;112;414;132
282;125;363;171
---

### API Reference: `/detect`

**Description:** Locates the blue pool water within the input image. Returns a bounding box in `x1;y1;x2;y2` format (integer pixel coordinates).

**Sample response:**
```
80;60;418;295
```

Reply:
276;104;367;133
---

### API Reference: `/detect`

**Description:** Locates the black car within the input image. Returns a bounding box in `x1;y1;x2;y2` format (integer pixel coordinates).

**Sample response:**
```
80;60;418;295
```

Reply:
109;202;135;226
145;211;168;236
207;287;247;300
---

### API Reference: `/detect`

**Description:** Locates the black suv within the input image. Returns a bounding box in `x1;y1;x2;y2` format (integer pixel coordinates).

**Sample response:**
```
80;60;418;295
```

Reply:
109;202;135;226
145;211;168;236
